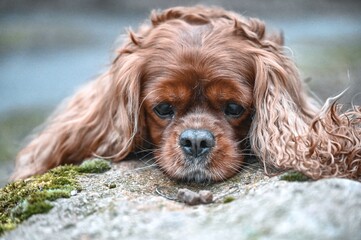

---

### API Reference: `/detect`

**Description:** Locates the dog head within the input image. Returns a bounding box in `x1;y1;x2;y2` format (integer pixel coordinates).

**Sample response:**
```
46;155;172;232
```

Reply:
110;6;296;182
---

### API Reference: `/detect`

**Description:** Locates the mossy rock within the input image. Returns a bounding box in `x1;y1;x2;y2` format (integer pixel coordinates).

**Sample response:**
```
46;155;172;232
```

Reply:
0;158;111;235
280;171;310;182
223;196;236;204
77;158;111;173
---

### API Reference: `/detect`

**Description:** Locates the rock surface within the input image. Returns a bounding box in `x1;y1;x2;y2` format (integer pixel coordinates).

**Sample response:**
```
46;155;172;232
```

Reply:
2;159;361;240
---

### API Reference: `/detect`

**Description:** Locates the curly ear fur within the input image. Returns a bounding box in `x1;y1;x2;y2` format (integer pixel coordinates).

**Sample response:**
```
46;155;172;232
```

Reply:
246;20;361;179
11;38;144;180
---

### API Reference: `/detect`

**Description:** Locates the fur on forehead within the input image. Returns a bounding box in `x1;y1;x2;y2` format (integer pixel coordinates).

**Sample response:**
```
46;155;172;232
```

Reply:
142;74;253;111
140;21;258;78
139;23;256;109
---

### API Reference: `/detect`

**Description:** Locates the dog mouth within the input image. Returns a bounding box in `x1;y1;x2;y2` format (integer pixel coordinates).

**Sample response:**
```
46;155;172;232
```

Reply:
155;127;243;183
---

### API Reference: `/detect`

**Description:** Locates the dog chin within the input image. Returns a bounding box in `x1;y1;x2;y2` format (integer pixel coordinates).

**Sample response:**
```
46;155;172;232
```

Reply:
178;167;213;183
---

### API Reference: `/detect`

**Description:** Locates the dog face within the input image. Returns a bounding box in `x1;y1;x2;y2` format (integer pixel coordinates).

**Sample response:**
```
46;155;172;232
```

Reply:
139;23;255;182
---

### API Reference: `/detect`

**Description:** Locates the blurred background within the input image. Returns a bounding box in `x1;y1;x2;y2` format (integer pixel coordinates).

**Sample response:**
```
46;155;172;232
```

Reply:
1;0;360;186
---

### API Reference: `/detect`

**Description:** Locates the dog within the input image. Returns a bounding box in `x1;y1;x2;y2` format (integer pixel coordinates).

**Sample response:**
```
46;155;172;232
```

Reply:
11;6;361;183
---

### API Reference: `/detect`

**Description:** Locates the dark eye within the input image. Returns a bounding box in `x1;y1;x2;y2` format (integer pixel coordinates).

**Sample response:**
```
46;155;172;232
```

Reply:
154;103;174;119
224;103;244;118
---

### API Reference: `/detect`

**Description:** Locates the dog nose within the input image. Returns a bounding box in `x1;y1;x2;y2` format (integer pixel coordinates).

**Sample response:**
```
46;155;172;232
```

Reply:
179;129;215;158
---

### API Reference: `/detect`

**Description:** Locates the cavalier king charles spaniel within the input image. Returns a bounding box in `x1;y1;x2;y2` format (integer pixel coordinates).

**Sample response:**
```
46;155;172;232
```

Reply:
11;6;361;182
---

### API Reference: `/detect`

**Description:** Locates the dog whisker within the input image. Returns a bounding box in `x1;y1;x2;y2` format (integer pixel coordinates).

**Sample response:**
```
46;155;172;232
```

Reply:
126;163;158;173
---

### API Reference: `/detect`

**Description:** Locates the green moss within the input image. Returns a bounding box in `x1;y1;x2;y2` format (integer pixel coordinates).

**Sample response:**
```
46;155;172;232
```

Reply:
77;158;111;173
0;158;111;235
280;171;310;182
223;196;236;204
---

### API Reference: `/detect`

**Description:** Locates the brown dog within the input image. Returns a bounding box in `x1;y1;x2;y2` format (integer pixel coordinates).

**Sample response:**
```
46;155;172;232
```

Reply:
11;6;361;182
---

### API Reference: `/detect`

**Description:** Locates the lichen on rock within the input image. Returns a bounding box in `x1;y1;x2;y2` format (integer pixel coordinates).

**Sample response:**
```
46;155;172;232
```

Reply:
0;158;111;235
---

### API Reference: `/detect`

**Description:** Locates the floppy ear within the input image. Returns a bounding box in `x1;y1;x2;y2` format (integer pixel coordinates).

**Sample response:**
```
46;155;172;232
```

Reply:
11;41;145;180
248;27;361;179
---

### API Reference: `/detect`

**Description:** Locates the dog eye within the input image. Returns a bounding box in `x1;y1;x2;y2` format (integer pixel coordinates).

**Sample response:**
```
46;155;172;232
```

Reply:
154;103;174;119
224;103;244;117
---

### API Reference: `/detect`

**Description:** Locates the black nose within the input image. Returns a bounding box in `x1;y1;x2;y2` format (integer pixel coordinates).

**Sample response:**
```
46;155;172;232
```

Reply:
179;129;215;158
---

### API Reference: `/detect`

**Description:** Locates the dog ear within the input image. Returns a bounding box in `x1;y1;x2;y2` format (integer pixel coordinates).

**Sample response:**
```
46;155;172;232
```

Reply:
249;43;361;179
11;43;144;180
